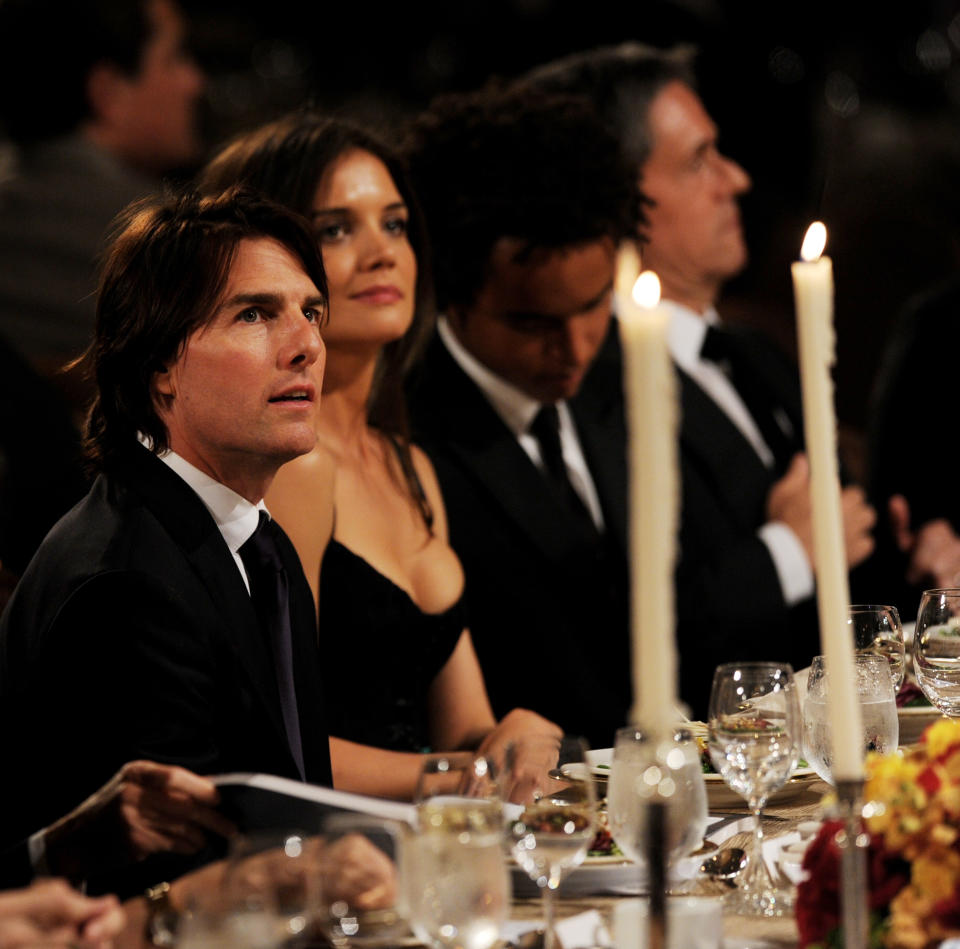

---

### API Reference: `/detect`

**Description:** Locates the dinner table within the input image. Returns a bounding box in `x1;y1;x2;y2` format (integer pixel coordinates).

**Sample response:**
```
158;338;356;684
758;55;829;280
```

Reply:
509;773;834;949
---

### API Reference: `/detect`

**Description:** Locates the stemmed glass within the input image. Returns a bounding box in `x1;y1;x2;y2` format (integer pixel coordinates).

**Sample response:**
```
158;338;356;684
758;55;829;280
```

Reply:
849;604;905;691
707;662;801;917
606;725;708;889
404;753;509;949
505;736;597;949
914;588;960;717
802;654;898;783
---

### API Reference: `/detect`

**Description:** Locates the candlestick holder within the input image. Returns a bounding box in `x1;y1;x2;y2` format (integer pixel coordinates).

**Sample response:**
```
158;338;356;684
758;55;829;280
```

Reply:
833;779;869;949
607;725;710;949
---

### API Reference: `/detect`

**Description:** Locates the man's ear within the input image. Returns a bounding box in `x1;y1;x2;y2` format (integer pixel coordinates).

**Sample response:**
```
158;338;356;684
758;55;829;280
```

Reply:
85;62;134;129
151;364;174;403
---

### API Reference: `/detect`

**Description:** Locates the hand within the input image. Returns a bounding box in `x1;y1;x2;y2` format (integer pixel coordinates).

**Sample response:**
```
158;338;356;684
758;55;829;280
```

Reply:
0;879;125;949
321;834;396;911
44;761;236;882
767;453;875;570
476;711;562;803
766;454;815;564
889;495;960;587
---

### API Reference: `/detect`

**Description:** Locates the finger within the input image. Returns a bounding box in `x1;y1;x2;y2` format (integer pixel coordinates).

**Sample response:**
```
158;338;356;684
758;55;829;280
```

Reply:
127;786;235;839
124;761;221;805
80;900;127;946
887;494;913;549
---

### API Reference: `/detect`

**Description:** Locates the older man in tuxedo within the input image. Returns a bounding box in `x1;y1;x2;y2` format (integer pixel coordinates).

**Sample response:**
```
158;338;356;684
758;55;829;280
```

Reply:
405;86;642;748
0;188;331;885
523;45;877;713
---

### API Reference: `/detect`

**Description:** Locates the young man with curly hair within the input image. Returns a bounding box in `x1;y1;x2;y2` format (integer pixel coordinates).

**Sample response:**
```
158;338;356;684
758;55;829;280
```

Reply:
405;85;642;748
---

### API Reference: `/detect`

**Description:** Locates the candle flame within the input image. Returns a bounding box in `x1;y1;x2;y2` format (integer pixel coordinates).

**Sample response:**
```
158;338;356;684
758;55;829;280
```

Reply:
800;221;827;261
633;270;661;308
615;241;642;298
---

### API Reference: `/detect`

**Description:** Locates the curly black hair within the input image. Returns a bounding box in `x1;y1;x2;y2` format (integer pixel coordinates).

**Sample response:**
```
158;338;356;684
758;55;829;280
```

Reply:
404;82;644;313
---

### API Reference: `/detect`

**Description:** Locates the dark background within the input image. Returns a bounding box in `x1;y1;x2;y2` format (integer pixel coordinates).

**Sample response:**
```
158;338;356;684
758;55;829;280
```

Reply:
187;0;960;471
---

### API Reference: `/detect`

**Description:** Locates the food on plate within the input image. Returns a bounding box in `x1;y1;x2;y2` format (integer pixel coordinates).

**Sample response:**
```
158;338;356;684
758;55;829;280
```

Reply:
588;808;623;858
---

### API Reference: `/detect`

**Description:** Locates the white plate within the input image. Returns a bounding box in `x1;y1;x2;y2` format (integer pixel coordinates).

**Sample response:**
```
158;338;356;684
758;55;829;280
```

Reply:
704;767;820;808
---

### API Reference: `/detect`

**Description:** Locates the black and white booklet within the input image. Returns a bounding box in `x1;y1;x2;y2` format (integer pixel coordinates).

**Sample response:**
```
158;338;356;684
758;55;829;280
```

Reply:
212;773;415;835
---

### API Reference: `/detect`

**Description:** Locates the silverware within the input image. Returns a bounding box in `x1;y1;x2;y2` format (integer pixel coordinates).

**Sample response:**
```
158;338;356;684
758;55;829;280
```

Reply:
699;846;748;886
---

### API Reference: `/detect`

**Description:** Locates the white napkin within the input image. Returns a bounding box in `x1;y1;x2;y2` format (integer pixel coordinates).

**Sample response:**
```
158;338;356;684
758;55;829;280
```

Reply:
502;910;609;949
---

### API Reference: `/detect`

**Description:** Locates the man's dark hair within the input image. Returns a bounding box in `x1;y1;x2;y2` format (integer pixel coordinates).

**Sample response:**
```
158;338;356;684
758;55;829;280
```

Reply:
404;82;644;313
0;0;153;143
83;187;328;470
519;43;697;168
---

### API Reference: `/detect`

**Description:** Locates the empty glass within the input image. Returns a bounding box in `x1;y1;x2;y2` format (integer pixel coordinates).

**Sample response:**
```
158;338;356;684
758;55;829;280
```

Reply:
849;604;905;691
915;588;960;717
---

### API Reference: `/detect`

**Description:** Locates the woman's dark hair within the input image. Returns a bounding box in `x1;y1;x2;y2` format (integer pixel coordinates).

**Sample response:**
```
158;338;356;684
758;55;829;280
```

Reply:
198;111;435;526
83;186;328;470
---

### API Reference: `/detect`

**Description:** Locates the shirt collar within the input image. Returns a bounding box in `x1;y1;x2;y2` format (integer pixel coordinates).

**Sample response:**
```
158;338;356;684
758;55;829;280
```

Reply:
157;450;267;554
437;316;543;436
663;299;720;370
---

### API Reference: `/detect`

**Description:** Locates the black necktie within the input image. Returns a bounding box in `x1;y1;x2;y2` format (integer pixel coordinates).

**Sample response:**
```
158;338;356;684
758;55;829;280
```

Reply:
529;404;598;536
700;325;796;476
239;512;306;779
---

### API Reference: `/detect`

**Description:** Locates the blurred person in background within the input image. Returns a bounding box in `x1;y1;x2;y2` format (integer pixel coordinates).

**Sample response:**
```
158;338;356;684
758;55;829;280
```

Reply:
0;0;204;382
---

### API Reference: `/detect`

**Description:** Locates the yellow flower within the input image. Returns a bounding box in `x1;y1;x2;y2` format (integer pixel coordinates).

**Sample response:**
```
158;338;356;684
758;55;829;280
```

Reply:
912;849;960;903
924;719;960;760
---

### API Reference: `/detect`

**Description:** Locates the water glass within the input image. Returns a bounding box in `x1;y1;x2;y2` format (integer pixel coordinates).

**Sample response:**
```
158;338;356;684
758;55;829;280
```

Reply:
708;662;801;917
505;736;596;949
849;604;905;691
802;654;898;783
606;726;708;878
915;588;960;717
405;754;509;949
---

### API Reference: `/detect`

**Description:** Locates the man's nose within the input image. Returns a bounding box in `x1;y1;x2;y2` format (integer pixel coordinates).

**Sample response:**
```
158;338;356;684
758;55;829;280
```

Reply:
281;311;325;368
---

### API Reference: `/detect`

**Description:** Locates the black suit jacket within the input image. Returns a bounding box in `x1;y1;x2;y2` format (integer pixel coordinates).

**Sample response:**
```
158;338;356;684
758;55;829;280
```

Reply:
0;444;331;884
673;328;821;715
407;329;631;750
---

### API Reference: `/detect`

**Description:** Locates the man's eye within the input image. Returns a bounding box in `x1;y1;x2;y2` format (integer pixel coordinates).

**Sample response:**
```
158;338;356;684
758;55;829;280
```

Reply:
304;307;325;326
238;308;263;323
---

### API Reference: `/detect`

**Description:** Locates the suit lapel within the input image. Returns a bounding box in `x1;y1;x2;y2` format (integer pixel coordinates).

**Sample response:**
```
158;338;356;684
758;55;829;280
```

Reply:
412;338;604;567
123;446;300;776
678;368;775;531
571;322;628;557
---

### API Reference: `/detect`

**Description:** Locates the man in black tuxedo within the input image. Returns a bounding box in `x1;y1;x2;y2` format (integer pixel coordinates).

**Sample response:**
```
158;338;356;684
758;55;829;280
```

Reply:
0;189;331;882
523;45;876;713
405;87;641;748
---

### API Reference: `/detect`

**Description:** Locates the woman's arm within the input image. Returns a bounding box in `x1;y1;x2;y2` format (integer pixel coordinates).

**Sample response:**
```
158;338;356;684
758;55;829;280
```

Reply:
329;737;433;800
265;445;337;611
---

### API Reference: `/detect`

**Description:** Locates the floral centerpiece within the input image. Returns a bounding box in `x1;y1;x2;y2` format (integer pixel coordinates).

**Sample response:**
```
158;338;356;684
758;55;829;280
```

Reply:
798;718;960;948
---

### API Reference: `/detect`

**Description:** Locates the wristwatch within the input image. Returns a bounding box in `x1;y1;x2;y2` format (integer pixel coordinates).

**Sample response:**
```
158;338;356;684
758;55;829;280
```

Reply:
144;881;177;947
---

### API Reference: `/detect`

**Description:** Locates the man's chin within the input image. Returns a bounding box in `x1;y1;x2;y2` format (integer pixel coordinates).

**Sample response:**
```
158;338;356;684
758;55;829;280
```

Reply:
533;373;585;403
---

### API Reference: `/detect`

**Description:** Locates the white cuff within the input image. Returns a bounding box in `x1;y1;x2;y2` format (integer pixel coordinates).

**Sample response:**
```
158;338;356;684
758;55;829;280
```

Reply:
758;522;814;606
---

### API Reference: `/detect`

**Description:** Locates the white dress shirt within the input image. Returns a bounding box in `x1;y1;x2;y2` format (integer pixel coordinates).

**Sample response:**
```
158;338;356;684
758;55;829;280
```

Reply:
158;450;268;593
437;317;605;530
664;300;813;606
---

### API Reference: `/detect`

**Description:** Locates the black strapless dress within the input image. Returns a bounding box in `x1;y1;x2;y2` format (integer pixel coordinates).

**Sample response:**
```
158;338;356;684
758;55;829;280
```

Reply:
319;540;465;752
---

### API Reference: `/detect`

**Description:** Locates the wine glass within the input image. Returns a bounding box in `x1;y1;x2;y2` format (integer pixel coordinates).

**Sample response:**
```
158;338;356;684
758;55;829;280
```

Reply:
849;604;905;691
707;662;801;917
218;830;321;948
319;813;406;949
915;588;960;717
404;753;509;949
802;654;898;783
606;725;708;888
505;736;597;949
